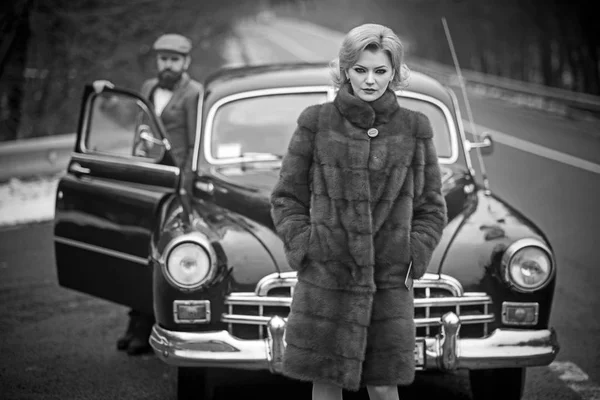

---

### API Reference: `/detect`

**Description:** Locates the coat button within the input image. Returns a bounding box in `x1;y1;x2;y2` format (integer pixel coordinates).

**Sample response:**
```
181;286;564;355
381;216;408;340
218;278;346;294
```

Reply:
367;128;379;138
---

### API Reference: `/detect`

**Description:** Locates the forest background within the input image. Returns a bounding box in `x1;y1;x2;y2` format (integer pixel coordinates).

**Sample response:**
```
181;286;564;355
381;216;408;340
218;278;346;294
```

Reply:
1;0;597;141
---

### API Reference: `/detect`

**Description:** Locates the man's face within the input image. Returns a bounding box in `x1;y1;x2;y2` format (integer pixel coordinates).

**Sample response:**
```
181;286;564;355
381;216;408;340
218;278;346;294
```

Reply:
156;51;190;89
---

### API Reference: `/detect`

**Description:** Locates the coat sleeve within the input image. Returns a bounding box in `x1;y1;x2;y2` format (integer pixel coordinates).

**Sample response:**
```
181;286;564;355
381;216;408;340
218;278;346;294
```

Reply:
270;105;319;271
410;113;448;279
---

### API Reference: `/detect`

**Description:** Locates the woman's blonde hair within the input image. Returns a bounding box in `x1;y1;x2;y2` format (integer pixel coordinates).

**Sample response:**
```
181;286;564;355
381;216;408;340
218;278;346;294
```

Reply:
330;23;410;90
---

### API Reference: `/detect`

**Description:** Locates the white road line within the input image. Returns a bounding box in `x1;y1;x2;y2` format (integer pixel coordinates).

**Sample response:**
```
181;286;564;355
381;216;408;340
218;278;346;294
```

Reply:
550;361;600;400
466;121;600;174
239;21;330;62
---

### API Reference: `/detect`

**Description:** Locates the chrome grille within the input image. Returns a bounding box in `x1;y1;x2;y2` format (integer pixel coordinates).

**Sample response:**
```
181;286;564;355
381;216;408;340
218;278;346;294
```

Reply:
222;272;494;340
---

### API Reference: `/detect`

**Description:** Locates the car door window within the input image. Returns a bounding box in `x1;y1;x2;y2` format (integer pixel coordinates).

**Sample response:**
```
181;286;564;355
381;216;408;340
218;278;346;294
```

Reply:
84;92;164;161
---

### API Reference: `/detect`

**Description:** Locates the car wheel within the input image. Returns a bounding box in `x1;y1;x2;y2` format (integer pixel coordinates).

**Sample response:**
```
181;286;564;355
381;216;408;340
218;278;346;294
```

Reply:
469;367;526;400
177;367;214;400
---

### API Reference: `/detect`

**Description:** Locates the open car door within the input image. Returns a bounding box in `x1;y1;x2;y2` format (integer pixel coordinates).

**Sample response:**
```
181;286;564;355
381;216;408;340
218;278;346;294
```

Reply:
54;82;183;315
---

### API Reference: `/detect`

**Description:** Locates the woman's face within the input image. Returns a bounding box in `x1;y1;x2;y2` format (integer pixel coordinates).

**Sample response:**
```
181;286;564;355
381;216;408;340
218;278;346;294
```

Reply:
346;48;394;102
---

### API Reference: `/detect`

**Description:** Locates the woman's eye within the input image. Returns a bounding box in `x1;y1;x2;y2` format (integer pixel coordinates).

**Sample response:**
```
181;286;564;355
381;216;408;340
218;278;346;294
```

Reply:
376;69;387;74
354;68;365;73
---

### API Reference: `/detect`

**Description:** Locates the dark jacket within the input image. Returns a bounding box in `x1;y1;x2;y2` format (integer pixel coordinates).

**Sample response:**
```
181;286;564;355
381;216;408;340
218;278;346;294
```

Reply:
270;83;447;390
141;73;202;166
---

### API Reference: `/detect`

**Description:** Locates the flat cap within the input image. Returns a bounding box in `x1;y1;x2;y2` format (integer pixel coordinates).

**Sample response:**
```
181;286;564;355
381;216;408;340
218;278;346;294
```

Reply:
152;34;192;54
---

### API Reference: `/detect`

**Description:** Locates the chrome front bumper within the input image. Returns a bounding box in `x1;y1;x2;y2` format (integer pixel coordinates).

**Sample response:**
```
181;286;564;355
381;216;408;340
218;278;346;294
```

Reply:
149;312;559;372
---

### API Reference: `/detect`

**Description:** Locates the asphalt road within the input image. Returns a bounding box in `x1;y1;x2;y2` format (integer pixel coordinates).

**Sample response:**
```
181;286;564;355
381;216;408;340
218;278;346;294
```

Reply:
1;16;600;400
0;221;581;400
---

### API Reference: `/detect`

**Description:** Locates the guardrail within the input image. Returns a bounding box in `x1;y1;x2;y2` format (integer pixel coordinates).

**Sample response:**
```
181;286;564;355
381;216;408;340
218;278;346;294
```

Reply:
271;15;600;115
0;133;75;182
2;17;600;182
409;57;600;116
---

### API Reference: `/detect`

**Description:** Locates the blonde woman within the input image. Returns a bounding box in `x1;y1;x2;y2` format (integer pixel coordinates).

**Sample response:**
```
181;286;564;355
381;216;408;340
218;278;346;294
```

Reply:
271;23;447;400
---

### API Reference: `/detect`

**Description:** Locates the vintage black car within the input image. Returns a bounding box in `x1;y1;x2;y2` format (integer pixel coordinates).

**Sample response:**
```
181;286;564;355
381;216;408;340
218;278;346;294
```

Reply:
53;63;559;400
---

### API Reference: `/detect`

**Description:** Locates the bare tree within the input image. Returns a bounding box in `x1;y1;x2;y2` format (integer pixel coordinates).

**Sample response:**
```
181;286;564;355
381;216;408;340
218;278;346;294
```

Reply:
0;0;33;141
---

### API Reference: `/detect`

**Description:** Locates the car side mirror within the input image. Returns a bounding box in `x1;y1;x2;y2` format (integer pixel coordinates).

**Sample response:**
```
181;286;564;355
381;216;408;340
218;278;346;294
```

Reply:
465;133;493;156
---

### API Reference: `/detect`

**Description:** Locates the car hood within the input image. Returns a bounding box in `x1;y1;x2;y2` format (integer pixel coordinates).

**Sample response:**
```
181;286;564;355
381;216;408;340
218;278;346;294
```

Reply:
437;189;550;292
209;163;473;275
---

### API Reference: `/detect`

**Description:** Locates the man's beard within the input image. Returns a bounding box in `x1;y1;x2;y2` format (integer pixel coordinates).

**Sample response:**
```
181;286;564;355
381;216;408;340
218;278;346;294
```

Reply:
157;69;184;90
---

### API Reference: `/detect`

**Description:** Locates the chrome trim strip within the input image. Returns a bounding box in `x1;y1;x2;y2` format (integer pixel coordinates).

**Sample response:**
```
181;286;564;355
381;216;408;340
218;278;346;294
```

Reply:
253;271;465;297
71;152;180;175
225;295;291;307
256;271;297;296
222;315;285;325
448;88;476;175
78;94;94;154
203;86;331;165
395;90;460;165
150;322;560;371
173;300;211;324
415;273;464;296
415;314;495;327
228;291;259;297
224;293;491;308
54;236;147;265
415;295;492;307
191;85;205;172
500;238;556;293
501;301;540;326
221;312;494;328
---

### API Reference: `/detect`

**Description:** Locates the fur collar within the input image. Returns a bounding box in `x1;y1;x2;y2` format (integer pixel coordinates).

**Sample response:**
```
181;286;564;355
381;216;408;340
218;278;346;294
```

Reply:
333;82;399;129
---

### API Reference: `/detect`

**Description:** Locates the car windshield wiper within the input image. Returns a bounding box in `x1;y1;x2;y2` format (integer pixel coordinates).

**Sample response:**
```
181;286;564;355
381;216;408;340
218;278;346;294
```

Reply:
239;152;283;161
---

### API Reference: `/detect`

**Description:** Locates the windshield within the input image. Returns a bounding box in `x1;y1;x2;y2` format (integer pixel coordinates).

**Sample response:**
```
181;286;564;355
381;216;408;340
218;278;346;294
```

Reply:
396;95;455;160
207;91;456;164
209;92;328;162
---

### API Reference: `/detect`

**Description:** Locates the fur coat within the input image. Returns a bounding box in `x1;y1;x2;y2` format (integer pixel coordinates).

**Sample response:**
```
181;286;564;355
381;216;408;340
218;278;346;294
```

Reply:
270;83;447;390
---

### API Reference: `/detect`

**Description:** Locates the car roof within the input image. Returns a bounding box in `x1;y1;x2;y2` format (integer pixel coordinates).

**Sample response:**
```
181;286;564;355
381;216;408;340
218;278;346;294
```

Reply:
203;62;454;109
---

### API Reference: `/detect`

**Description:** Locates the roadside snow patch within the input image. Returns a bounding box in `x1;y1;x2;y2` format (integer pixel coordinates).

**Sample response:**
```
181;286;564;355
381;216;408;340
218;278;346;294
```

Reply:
0;175;60;227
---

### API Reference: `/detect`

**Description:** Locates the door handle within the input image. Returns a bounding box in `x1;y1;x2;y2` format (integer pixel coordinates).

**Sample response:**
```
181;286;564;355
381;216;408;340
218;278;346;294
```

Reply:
194;180;214;195
194;179;229;195
70;162;91;175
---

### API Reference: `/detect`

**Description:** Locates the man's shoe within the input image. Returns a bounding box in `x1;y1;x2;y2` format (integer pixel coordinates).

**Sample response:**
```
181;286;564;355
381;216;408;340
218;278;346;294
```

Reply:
126;312;155;356
116;312;138;351
116;333;134;351
126;337;152;355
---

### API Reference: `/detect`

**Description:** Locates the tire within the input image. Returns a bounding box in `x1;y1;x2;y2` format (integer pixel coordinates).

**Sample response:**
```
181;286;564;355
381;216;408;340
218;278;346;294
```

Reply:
469;367;526;400
177;367;214;400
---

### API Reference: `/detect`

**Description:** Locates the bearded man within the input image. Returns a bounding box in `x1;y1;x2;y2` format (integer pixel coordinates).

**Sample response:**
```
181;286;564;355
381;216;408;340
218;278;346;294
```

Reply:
117;33;202;355
140;33;202;166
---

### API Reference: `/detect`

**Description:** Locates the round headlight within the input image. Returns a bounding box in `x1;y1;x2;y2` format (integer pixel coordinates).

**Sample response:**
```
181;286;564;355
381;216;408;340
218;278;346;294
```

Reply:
502;239;554;292
166;242;211;289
